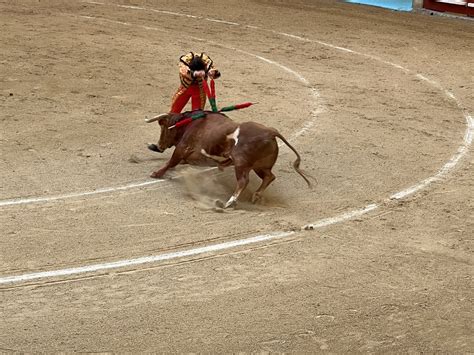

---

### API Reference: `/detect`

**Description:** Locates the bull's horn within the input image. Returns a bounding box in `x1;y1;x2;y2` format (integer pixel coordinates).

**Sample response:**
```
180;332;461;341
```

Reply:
145;113;169;123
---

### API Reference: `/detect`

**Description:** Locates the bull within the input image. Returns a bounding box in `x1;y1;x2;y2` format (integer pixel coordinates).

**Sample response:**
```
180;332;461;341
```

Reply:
146;111;312;208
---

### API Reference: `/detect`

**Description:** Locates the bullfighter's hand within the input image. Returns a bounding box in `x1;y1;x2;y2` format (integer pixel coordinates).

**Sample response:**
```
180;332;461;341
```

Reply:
208;69;221;79
192;70;206;78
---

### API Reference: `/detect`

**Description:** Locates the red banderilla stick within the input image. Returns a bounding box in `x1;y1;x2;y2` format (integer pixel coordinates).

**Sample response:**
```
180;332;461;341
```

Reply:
201;79;218;112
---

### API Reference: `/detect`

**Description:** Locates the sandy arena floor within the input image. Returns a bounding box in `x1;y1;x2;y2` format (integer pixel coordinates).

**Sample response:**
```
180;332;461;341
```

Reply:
0;0;473;352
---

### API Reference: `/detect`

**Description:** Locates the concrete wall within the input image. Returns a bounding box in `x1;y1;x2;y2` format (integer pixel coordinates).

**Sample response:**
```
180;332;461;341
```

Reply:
412;0;424;9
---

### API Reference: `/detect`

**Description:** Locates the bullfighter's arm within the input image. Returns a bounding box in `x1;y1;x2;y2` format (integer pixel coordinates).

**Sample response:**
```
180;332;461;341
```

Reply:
201;53;220;79
178;61;194;88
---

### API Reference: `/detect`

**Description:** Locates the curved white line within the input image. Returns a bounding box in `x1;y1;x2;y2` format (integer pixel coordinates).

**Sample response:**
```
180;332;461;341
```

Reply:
303;204;378;230
262;30;473;201
0;204;375;286
1;3;472;286
0;231;294;285
390;113;474;200
176;5;474;200
0;15;323;208
0;180;163;207
3;1;471;208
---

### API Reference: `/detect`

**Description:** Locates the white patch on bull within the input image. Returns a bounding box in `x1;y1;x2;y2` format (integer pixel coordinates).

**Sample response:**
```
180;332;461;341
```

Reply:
227;126;240;146
200;149;228;162
224;195;238;208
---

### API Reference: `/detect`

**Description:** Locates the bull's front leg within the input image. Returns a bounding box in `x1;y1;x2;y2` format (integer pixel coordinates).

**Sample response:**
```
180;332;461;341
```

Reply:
150;149;183;178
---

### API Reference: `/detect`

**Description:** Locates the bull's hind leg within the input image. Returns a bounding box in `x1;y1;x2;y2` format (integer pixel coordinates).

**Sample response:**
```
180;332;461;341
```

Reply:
252;168;276;203
217;166;251;209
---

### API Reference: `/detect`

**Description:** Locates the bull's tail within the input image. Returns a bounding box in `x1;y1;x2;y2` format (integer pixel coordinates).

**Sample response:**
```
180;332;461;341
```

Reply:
276;133;314;188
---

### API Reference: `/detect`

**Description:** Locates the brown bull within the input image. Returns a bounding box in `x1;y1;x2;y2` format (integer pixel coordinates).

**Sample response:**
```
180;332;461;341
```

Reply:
146;111;311;208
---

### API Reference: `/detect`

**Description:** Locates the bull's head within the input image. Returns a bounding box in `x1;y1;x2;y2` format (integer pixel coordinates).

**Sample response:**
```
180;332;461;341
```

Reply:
145;113;180;153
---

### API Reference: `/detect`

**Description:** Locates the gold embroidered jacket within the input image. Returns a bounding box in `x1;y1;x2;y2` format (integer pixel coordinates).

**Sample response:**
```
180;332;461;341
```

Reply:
178;52;218;88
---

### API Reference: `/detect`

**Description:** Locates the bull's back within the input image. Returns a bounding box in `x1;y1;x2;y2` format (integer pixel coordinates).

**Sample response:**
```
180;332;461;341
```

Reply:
239;121;279;140
181;113;238;152
230;122;279;168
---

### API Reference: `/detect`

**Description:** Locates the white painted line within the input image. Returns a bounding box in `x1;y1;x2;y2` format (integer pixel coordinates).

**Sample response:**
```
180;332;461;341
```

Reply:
0;231;294;285
85;1;201;19
391;113;474;200
291;88;325;139
79;15;132;27
0;14;323;208
205;18;240;26
1;2;472;287
416;73;443;89
277;32;311;42
0;203;382;286
61;3;474;248
0;202;382;285
262;28;472;199
303;203;378;230
151;9;199;19
114;4;144;11
0;180;163;207
271;30;411;73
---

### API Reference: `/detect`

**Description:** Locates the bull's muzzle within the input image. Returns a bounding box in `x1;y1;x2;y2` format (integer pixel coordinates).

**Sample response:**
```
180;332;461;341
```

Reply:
147;144;164;153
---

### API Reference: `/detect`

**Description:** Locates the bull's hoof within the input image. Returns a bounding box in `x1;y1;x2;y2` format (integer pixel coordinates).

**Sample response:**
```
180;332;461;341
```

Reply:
226;202;237;209
215;197;237;209
147;144;161;153
215;199;225;209
251;192;262;204
150;171;164;179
